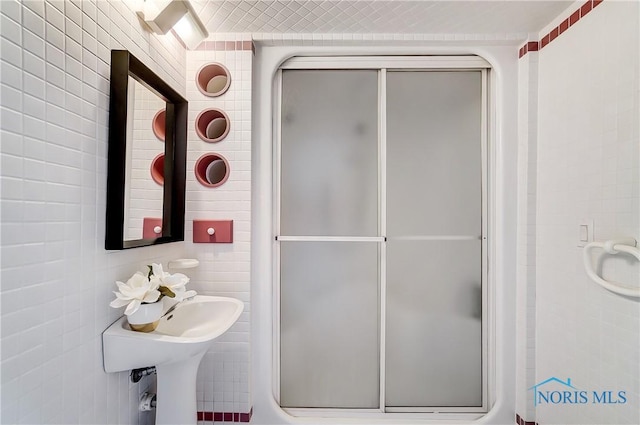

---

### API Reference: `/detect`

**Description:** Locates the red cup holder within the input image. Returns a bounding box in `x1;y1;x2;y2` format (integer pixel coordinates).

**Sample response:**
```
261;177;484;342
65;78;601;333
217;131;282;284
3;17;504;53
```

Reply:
195;109;230;143
196;63;231;97
195;153;230;187
150;153;165;185
152;109;166;141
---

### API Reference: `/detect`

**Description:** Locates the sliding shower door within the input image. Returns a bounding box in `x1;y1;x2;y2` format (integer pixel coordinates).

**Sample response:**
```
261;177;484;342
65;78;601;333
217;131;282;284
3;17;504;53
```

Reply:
385;71;484;408
276;58;487;414
279;70;381;408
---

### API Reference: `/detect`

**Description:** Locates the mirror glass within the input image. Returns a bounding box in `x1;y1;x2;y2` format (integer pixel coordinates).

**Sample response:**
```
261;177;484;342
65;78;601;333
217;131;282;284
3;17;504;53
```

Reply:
123;76;165;241
106;50;187;250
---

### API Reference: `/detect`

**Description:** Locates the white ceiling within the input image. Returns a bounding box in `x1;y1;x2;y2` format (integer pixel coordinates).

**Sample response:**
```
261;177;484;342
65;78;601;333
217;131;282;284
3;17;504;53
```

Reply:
190;1;573;35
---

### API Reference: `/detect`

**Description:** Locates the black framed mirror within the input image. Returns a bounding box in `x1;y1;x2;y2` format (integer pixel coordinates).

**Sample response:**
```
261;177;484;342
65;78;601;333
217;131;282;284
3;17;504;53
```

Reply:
106;50;187;250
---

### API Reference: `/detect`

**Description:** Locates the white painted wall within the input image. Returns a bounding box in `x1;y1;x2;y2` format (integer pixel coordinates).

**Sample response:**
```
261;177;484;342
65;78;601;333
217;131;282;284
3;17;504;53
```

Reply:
535;1;640;424
0;0;186;423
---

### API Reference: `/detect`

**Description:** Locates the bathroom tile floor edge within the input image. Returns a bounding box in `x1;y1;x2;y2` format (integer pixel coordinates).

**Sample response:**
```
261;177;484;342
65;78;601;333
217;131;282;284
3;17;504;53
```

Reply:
197;408;253;423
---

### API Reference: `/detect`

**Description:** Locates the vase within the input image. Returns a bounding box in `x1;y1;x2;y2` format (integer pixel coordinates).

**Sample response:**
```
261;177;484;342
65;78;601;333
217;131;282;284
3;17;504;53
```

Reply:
127;302;163;332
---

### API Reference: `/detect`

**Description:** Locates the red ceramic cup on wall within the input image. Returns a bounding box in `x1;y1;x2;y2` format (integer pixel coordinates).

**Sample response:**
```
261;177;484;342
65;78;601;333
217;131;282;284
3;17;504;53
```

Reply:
152;109;166;141
195;109;230;143
196;63;231;97
150;153;165;185
194;153;230;187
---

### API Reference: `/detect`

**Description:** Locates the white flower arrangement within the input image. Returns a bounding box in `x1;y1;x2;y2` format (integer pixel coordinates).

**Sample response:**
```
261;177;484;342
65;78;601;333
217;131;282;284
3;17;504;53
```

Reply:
109;263;196;316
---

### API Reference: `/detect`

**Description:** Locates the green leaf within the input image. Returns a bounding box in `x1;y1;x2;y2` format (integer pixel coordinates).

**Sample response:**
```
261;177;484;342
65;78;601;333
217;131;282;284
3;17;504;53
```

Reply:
159;285;176;298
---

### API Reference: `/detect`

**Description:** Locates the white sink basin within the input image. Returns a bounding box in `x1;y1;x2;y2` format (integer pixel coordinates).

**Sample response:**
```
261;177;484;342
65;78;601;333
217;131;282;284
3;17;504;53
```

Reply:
102;295;244;425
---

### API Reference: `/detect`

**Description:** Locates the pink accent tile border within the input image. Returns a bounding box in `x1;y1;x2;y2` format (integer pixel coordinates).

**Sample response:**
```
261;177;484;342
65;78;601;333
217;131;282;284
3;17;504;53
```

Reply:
516;413;539;425
197;408;252;423
194;40;254;51
519;0;604;58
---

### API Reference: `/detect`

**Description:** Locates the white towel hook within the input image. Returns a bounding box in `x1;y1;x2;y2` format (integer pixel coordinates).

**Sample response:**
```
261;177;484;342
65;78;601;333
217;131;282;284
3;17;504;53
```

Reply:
583;238;640;298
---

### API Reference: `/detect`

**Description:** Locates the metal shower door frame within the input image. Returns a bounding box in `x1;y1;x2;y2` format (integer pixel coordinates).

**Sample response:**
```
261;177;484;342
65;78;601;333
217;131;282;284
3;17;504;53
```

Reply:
273;55;490;419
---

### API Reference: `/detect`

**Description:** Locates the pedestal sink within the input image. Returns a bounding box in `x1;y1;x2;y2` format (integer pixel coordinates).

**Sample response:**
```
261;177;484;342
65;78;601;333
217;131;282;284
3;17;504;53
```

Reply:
102;295;244;425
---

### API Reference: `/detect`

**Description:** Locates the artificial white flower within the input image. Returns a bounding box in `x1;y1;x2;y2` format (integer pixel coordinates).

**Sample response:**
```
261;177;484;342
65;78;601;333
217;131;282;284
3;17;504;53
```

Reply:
109;271;161;316
150;263;196;301
110;264;197;316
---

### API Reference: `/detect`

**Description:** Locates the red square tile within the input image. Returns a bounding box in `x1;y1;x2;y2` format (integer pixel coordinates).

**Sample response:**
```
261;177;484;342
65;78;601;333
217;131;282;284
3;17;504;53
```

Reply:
234;413;240;422
204;411;214;421
215;41;226;50
242;41;252;51
527;41;539;51
224;412;233;422
519;47;525;58
549;27;559;42
559;18;569;34
198;412;204;420
570;9;580;25
225;41;235;50
239;413;251;422
580;0;592;17
540;34;550;49
214;412;223;422
593;0;603;8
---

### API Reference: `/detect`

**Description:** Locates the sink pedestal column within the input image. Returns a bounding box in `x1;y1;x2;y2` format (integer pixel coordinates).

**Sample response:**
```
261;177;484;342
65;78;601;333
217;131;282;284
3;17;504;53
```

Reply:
155;352;206;425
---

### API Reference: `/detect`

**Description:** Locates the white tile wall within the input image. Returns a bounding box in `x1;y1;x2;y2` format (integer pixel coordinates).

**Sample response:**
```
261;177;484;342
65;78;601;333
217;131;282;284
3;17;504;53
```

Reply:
516;49;539;423
183;47;253;418
535;1;639;424
125;84;165;240
0;0;186;424
4;1;638;424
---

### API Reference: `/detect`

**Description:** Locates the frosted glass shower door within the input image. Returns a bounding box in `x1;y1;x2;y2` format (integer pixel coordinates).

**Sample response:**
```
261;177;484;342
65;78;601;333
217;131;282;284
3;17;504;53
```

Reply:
385;71;484;408
279;70;380;408
278;64;487;413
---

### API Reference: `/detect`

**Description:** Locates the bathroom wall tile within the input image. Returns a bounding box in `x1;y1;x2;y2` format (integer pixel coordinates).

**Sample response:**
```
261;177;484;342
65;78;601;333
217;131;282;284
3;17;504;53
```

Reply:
1;38;22;68
23;93;46;121
46;22;65;52
45;41;65;70
23;50;45;81
23;71;45;101
1;13;21;44
534;2;639;424
0;0;21;22
0;1;187;424
1;83;22;112
66;1;83;27
68;23;85;52
23;6;45;39
1;60;22;91
185;45;252;417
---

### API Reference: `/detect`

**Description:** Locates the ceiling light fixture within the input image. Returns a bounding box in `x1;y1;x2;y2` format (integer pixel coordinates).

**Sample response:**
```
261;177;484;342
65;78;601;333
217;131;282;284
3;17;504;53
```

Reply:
137;0;209;50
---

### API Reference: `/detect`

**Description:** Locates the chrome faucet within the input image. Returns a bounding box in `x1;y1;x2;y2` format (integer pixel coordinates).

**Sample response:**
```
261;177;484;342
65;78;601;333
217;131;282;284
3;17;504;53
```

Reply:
161;294;196;318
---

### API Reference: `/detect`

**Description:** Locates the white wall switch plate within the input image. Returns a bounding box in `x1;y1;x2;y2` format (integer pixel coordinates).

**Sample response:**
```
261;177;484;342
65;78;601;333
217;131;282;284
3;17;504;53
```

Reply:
577;219;594;247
